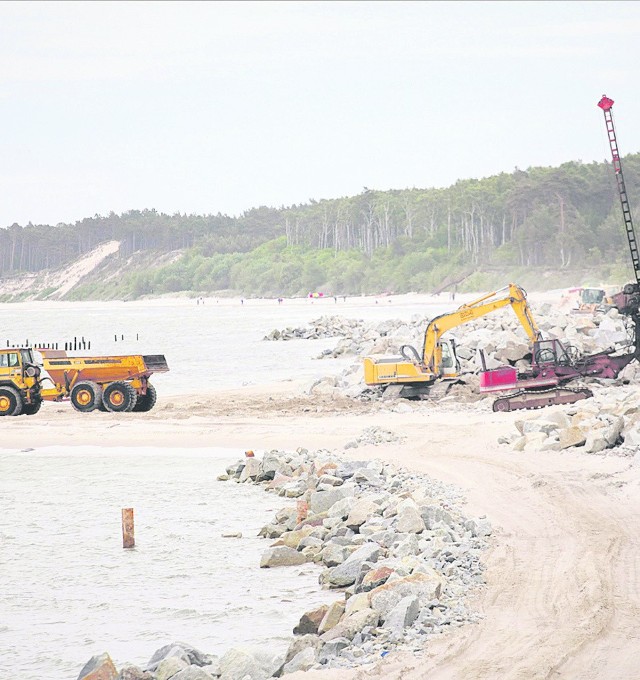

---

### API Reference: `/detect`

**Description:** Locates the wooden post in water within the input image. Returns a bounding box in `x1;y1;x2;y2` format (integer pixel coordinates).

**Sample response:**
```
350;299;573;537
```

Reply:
122;508;135;548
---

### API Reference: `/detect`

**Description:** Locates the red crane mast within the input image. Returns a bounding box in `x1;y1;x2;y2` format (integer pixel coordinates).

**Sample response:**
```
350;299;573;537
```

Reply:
598;95;640;326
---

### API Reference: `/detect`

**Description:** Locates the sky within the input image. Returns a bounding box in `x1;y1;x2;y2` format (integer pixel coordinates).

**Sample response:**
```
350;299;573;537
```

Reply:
1;0;640;227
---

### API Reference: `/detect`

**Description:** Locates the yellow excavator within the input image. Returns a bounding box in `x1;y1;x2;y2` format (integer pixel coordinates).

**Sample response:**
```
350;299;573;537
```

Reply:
363;283;541;398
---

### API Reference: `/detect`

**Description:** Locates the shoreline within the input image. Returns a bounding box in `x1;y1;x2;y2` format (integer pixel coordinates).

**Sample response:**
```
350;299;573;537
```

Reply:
6;382;640;677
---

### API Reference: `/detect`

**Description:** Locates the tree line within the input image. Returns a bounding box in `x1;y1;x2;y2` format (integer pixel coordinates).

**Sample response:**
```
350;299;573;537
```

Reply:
2;154;639;298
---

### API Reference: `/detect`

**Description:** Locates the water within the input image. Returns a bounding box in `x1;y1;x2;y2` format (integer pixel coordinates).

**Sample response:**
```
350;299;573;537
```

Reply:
0;294;456;395
0;446;337;678
0;294;457;679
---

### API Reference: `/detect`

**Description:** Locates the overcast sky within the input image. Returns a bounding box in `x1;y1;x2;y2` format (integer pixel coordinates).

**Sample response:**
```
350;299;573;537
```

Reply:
1;1;639;227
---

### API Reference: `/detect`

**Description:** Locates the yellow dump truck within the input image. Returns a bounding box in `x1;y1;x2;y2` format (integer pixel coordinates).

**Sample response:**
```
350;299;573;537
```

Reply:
0;347;169;416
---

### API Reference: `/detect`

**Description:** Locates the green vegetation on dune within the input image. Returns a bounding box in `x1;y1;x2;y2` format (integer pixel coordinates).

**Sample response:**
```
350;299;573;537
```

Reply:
2;155;640;300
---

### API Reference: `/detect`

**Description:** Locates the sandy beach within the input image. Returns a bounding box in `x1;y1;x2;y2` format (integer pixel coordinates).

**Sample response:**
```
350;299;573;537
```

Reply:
5;374;639;680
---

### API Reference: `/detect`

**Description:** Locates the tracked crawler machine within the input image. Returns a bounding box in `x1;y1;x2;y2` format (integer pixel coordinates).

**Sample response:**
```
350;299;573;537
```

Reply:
477;94;640;410
364;283;542;399
363;283;621;411
364;96;640;411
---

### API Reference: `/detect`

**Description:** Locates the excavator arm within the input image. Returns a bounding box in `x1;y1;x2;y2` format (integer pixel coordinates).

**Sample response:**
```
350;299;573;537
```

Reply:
363;283;541;392
422;283;541;372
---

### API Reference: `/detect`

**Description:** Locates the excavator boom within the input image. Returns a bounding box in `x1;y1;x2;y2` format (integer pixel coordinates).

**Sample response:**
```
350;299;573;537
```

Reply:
363;282;541;397
422;283;540;371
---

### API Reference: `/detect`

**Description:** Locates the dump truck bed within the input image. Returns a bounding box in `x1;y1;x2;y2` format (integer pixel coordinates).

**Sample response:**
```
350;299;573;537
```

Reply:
39;349;169;386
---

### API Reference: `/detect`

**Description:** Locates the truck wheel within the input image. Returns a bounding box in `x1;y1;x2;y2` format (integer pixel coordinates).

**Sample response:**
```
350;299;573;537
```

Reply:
0;386;23;416
132;383;157;412
71;381;103;412
102;382;137;412
22;400;42;416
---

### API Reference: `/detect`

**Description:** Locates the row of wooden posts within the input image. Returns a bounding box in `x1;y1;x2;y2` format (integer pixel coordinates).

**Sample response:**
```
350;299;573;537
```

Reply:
4;333;141;351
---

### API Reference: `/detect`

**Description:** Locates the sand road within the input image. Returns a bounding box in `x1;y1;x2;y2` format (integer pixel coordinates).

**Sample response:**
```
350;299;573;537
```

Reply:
4;387;640;679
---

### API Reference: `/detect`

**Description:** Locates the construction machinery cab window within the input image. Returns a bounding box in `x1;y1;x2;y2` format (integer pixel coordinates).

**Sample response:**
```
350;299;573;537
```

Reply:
582;289;605;304
0;353;19;368
441;342;454;368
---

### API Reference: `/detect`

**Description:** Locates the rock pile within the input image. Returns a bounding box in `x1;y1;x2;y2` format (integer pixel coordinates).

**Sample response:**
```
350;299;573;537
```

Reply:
263;316;368;342
343;426;406;449
294;305;640;401
226;448;488;674
78;449;490;680
502;385;640;458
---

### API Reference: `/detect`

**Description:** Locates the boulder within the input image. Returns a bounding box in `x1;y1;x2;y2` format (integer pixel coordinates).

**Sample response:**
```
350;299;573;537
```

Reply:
558;427;587;450
320;608;379;642
345;499;379;531
239;457;261;482
271;526;314;550
308;485;356;514
283;634;323;665
396;505;426;534
260;546;307;568
78;654;118;680
359;565;394;592
326;543;382;587
464;517;492;537
344;591;372;615
145;644;214;673
293;604;329;635
369;571;443;618
218;648;282;680
282;647;317;674
117;666;154;680
317;600;346;634
382;595;420;631
155;658;189;680
317;638;350;665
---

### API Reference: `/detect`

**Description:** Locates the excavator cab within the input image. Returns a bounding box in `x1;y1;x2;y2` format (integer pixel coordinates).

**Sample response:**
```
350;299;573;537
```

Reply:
440;338;460;377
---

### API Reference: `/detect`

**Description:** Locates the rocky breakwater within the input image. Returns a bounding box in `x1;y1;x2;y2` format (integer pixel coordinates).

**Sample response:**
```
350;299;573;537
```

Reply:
265;305;640;403
225;448;489;674
75;449;490;680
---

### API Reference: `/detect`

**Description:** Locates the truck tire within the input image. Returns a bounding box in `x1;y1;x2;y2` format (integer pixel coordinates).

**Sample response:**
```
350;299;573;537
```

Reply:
0;386;23;416
132;383;157;412
70;381;103;412
102;381;137;412
22;400;42;416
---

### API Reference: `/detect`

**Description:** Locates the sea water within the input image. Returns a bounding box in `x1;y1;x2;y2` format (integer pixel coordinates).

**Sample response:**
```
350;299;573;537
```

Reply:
0;295;456;679
0;294;456;396
0;446;339;679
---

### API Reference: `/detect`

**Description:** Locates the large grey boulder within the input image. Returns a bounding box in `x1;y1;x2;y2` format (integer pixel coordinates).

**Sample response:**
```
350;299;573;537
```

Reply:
282;647;317;674
309;485;356;514
369;572;443;618
145;643;214;672
117;665;154;680
382;595;420;631
326;543;382;587
260;546;307;568
320;608;379;642
155;658;189;680
219;648;283;680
